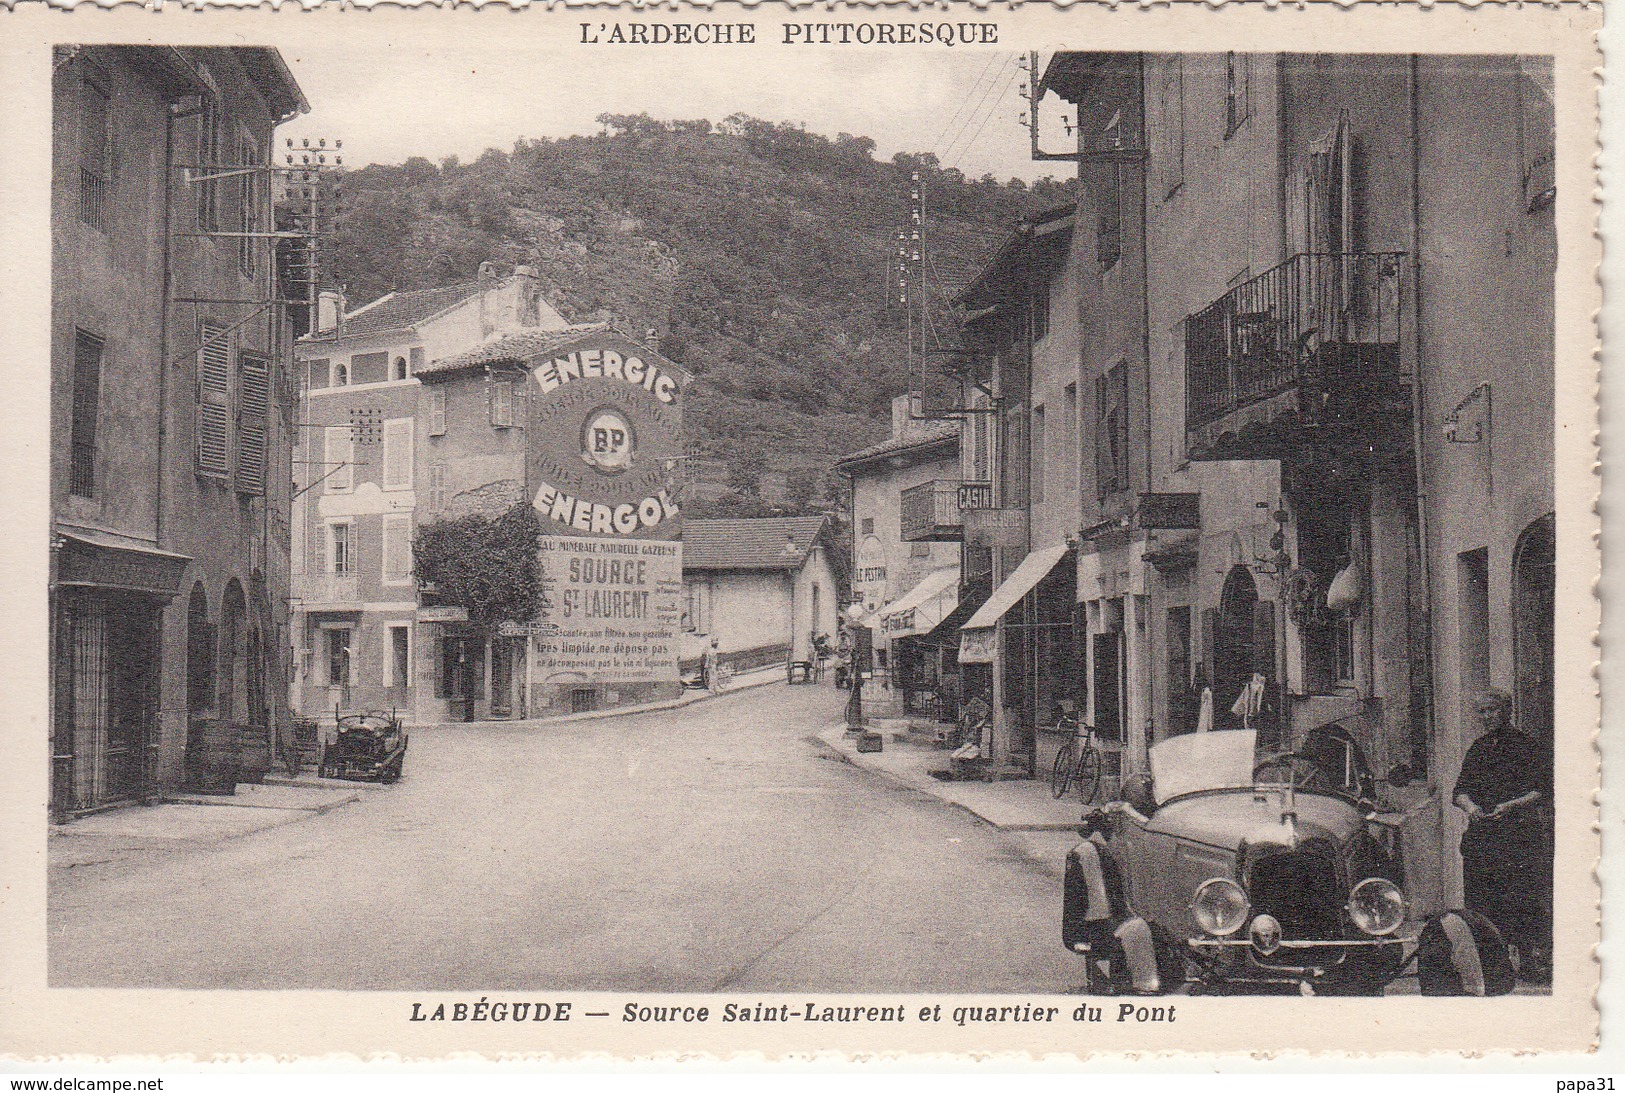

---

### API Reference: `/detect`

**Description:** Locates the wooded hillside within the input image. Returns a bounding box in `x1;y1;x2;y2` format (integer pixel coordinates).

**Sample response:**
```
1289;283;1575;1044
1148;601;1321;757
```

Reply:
324;114;1070;515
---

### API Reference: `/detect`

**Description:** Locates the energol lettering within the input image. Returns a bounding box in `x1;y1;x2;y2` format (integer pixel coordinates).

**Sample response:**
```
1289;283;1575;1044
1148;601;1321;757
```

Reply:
534;481;679;536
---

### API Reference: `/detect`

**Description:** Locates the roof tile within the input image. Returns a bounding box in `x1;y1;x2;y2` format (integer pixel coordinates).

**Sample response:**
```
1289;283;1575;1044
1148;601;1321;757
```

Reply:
683;516;830;570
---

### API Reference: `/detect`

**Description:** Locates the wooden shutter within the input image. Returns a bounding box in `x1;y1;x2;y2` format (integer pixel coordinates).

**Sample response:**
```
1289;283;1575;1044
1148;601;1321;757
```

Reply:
324;426;352;492
492;380;513;427
428;463;446;511
383;419;413;489
70;330;103;497
428;388;447;436
196;321;231;477
235;352;269;494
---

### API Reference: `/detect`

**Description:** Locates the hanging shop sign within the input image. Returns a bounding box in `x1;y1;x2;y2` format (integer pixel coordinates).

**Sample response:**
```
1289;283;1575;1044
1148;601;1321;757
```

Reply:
957;627;997;665
531;537;683;684
962;507;1028;550
528;333;689;540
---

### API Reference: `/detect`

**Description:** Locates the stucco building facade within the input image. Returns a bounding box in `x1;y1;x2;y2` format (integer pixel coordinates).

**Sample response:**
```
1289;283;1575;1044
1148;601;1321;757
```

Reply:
50;46;307;815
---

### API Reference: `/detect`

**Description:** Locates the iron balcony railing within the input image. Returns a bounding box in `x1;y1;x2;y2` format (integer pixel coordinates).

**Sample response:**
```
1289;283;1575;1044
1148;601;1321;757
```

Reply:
293;572;361;607
1185;252;1407;434
900;479;984;542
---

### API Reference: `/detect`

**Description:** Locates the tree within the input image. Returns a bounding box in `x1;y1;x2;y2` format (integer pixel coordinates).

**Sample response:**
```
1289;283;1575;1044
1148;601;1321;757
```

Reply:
413;503;542;631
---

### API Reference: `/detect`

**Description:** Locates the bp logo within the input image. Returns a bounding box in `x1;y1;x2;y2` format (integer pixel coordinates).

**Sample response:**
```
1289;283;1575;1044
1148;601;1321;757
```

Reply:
580;406;637;475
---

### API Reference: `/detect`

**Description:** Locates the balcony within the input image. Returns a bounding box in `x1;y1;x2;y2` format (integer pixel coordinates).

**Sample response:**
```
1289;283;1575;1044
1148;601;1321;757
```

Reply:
293;572;362;611
1185;253;1410;462
900;480;991;542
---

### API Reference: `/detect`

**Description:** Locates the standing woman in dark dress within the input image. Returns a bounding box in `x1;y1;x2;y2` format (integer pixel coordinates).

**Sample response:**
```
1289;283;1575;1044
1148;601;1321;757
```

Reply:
1453;688;1554;983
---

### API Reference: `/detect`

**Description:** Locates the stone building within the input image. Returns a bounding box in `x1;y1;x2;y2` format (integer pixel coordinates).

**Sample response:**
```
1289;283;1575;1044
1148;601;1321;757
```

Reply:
289;266;567;725
958;50;1559;912
50;47;307;815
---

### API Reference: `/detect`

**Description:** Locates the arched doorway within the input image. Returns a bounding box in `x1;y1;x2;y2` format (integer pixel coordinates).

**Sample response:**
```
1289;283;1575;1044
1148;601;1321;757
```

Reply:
184;582;214;776
220;580;248;723
1512;514;1554;746
1212;565;1259;720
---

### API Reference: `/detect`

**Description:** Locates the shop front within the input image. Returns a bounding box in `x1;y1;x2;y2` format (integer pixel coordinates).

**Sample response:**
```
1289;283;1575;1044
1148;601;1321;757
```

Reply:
51;531;189;817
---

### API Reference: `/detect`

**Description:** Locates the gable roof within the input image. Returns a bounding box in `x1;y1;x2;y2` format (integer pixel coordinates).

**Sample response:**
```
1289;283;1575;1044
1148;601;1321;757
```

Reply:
417;323;612;377
833;419;959;473
683;516;830;571
303;281;483;344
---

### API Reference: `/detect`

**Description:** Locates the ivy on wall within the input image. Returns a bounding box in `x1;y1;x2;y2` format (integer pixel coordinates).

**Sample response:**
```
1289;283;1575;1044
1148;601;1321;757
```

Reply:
414;502;542;630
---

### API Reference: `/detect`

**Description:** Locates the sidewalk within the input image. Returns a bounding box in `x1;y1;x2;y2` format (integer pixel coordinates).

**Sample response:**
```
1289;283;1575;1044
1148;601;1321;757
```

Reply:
444;662;789;730
50;781;361;871
818;723;1089;832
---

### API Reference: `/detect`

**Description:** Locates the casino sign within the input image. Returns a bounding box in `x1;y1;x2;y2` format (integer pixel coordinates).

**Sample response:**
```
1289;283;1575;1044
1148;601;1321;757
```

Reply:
525;332;688;541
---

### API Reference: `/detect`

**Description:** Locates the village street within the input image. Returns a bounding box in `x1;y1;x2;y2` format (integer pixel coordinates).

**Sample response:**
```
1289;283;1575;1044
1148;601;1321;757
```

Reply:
49;682;1082;993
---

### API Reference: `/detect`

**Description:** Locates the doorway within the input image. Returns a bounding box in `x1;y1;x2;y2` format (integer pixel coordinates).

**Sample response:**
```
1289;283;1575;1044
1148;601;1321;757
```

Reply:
1512;514;1554;746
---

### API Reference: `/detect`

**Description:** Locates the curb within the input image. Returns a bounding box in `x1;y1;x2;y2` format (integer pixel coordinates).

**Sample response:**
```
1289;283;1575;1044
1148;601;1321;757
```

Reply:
814;725;1084;833
163;791;361;814
430;668;791;730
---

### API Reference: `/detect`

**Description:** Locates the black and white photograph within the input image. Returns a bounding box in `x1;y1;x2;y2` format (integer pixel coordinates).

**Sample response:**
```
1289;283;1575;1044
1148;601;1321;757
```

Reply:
4;2;1602;1062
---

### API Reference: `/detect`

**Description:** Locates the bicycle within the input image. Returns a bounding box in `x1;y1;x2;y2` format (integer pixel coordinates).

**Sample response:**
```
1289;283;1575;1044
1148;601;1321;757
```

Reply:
1050;703;1103;803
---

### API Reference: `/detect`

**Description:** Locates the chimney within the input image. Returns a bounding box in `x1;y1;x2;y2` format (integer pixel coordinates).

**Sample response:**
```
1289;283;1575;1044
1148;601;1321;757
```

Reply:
478;261;499;336
513;264;541;328
891;392;923;439
317;290;346;333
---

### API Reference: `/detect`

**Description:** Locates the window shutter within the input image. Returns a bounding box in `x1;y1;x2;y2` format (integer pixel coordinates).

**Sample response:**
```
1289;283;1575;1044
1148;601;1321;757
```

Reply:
383;419;413;489
236;352;269;494
1113;365;1130;490
428;463;446;511
1094;374;1111;498
196;321;231;477
325;426;353;492
492;381;513;427
70;330;103;498
382;515;411;583
428;388;447;436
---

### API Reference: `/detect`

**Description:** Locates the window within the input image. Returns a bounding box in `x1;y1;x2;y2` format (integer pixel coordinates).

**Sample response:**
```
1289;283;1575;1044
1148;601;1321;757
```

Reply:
350;351;389;385
388;625;411;690
306;358;329;391
383;418;413;490
1157;58;1186;198
427;463;447;512
1225;52;1251;137
1167;606;1192;691
860;517;875;536
330;358;349;387
1063;384;1078;494
392;356;409;381
236;130;259;278
196;96;220;231
685;580;710;633
69;330;103;498
1097;162;1123;268
428;388;448;436
1030;404;1046;505
382;514;412;584
328;521;353;576
325;627;350;686
196;321;232;478
78;69;111;231
1095;364;1129;498
324;426;353;492
491;379;514;427
409;347;426;375
235;351;269;495
1031;282;1050;343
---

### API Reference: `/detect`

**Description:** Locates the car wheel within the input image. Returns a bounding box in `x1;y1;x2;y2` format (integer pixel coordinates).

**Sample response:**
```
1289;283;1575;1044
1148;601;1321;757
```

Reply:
1417;910;1516;996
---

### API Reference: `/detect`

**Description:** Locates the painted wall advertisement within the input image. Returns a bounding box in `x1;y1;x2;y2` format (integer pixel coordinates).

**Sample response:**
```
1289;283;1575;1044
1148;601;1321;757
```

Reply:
525;332;690;686
532;537;683;684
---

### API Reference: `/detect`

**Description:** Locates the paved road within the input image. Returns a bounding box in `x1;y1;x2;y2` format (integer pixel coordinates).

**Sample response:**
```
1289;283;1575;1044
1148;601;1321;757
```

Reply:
50;683;1081;992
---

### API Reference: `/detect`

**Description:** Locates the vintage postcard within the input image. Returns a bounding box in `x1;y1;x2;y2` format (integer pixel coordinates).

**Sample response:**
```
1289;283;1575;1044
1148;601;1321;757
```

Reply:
0;0;1603;1063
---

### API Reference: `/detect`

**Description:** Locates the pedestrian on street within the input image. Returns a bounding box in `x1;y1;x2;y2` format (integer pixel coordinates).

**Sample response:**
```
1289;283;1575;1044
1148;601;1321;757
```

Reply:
1452;687;1553;983
704;638;722;695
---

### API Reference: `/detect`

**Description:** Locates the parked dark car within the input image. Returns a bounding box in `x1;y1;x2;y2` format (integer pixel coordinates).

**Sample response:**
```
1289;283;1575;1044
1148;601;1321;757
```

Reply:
1064;724;1514;996
320;712;409;784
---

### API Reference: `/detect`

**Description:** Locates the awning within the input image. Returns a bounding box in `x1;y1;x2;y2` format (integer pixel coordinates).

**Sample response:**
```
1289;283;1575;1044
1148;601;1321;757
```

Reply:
960;545;1070;630
876;567;959;638
53;528;191;601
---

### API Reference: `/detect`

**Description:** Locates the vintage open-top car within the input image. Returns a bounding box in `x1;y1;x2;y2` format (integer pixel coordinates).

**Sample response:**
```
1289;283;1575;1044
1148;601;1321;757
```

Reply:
319;711;409;784
1064;724;1515;996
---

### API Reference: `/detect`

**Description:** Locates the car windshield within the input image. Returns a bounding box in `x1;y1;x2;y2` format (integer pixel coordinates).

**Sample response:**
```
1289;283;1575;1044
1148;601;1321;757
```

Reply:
1148;729;1259;804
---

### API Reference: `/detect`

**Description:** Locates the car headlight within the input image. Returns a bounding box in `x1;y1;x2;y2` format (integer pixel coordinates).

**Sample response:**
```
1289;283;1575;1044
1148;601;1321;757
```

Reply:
1347;877;1407;936
1192;877;1250;936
